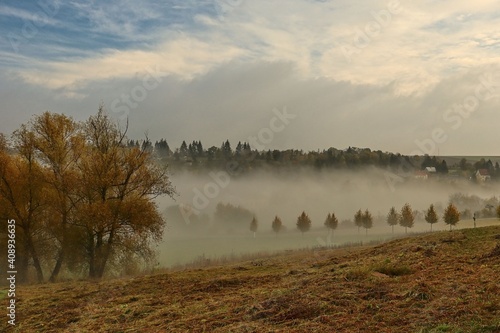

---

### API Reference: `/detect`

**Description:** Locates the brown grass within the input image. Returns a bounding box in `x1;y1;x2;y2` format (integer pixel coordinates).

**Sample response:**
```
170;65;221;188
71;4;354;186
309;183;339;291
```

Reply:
2;226;500;332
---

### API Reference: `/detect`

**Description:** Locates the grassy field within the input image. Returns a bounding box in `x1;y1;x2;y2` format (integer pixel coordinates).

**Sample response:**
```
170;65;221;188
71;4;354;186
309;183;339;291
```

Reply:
157;218;500;268
2;225;500;332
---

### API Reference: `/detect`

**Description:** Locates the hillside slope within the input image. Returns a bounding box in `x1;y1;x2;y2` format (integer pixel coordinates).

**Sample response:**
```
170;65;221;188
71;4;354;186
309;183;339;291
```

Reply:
4;226;500;333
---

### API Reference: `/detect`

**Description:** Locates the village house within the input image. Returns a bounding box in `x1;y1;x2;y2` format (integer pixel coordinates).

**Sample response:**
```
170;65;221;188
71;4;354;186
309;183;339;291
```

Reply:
475;169;491;182
414;170;428;180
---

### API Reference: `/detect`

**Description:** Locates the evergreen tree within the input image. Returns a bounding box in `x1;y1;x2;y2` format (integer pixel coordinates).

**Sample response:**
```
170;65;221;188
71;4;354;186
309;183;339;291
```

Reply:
296;211;312;235
272;216;283;237
250;216;258;238
399;203;414;234
235;141;243;157
221;140;232;159
425;204;438;231
155;139;171;158
196;141;204;157
386;207;399;234
362;209;373;235
354;209;363;233
437;160;449;174
324;212;339;236
141;139;153;152
179;141;188;157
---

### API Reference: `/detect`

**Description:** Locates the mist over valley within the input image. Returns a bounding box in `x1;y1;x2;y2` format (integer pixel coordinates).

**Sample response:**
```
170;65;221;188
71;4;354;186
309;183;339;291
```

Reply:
157;166;500;267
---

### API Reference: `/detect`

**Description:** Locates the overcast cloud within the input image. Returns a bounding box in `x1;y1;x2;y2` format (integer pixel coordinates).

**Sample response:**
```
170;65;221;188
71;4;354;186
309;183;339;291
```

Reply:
1;0;500;155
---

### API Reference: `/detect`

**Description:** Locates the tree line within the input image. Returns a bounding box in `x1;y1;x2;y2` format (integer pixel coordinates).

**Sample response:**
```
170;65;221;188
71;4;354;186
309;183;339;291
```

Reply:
141;139;421;172
167;197;493;238
0;108;174;283
134;138;500;181
244;203;463;238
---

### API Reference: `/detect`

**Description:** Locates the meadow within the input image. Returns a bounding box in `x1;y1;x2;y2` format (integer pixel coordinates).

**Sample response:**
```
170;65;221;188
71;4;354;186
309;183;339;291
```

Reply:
3;224;499;332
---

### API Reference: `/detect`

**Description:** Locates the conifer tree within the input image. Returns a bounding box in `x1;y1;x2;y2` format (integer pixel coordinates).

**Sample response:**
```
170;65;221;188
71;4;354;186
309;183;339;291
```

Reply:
354;209;363;233
425;204;439;231
297;211;312;235
272;216;283;237
362;209;373;235
324;212;338;236
400;203;414;234
250;216;258;238
386;206;399;234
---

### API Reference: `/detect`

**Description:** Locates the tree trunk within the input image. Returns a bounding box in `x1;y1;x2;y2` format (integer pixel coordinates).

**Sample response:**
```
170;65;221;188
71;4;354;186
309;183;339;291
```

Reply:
18;240;30;284
50;207;69;282
26;233;44;283
49;250;65;282
95;229;115;279
87;231;97;279
91;232;105;279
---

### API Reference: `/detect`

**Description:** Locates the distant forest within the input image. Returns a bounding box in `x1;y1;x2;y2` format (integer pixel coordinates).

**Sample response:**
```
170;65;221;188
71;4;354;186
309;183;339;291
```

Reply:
131;138;500;180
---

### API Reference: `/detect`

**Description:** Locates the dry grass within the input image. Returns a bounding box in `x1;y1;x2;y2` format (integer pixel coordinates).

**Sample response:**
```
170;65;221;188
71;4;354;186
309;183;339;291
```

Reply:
2;226;500;332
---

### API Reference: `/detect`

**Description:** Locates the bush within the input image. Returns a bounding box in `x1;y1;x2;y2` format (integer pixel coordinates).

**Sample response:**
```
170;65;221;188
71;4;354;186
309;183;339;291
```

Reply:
344;267;371;281
373;262;412;277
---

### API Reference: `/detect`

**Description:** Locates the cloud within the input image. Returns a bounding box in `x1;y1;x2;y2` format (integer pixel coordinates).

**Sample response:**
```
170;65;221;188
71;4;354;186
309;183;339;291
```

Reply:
2;0;500;155
0;4;59;26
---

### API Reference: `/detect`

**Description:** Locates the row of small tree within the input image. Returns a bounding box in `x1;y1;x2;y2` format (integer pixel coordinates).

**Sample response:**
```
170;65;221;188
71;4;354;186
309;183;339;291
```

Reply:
387;203;461;233
248;203;463;237
248;212;315;237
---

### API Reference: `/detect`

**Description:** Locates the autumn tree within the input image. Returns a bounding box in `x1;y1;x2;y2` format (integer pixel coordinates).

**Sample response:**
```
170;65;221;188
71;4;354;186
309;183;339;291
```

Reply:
0;134;48;283
443;203;460;231
272;216;283;237
400;203;414;234
250;216;258;238
354;209;363;233
425;204;439;231
24;112;84;282
296;211;311;235
0;113;85;282
362;209;373;235
75;108;174;279
324;212;338;236
1;108;175;282
386;207;399;234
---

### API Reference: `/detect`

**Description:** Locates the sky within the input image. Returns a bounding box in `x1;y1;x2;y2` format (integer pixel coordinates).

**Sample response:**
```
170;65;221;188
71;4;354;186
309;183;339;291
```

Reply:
1;0;500;156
